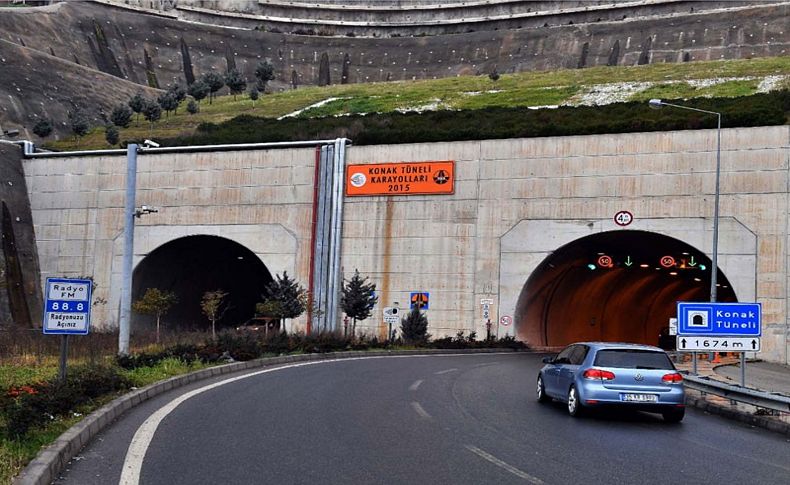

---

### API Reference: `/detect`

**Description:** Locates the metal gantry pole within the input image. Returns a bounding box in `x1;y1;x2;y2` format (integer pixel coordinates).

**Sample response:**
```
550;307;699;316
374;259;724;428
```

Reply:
118;144;138;355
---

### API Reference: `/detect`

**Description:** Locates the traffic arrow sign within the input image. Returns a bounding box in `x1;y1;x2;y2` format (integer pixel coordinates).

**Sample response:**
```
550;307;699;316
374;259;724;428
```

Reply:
624;256;633;267
688;256;697;267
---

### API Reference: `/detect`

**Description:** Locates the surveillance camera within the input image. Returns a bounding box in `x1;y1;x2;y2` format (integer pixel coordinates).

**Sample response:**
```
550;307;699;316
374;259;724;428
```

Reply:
143;139;160;148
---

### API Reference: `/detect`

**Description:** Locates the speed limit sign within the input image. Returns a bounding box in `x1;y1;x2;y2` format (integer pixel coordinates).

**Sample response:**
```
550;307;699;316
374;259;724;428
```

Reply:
614;210;633;227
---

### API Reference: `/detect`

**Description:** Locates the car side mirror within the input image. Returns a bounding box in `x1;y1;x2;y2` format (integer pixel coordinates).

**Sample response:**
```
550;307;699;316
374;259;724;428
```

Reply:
542;356;555;364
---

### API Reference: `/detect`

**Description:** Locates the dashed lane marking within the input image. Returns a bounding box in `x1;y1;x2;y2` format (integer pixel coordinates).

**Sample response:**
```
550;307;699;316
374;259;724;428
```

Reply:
411;401;432;419
465;445;544;484
409;379;423;391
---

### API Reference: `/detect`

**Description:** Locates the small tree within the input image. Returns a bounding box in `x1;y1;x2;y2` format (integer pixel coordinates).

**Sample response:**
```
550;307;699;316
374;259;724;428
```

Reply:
32;119;53;138
187;99;199;114
105;125;119;146
167;83;187;113
132;288;178;344
258;272;307;332
201;71;225;104
254;60;275;92
68;107;90;145
188;79;210;105
128;93;145;125
488;67;500;82
400;306;429;344
201;289;229;340
224;68;247;100
340;269;378;337
142;99;162;132
248;86;259;109
110;104;133;128
157;91;179;118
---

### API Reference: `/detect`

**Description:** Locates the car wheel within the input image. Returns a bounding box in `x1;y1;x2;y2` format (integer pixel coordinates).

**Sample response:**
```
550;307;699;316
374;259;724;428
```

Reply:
662;408;685;423
567;385;584;417
537;376;550;403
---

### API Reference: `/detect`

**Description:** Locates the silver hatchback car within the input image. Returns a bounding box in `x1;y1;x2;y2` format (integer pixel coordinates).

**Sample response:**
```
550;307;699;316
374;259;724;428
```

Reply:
537;342;685;422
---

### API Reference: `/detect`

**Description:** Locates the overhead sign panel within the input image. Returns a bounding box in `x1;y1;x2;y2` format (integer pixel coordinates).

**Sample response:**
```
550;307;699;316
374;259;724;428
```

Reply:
43;277;92;335
677;302;761;337
346;161;454;196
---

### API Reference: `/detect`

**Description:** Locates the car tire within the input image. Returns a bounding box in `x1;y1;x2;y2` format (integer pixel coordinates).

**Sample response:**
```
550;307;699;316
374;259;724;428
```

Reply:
567;385;584;417
537;376;550;403
662;408;685;423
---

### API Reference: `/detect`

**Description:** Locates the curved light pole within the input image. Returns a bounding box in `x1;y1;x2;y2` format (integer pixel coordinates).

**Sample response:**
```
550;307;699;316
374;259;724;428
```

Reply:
649;99;722;376
648;99;722;303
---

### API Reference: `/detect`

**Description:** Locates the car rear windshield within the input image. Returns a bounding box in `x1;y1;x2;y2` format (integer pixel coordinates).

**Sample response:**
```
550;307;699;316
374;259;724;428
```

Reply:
593;349;674;370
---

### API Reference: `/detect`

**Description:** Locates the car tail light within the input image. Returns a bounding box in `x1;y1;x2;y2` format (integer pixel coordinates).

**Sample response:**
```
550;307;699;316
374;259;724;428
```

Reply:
583;368;615;380
662;373;683;384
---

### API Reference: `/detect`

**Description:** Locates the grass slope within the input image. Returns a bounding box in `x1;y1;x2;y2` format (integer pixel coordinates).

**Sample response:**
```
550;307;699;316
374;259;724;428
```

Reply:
47;56;789;150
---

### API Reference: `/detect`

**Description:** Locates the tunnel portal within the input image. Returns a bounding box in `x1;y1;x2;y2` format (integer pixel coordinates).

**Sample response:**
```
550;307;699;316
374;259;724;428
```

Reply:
132;235;273;332
515;230;737;348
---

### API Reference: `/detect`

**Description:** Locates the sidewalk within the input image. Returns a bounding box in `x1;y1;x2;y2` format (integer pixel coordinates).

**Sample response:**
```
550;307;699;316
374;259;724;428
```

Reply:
674;353;790;434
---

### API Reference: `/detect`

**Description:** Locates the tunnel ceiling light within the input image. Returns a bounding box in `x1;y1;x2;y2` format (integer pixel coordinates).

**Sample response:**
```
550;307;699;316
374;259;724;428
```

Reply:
669;272;678;276
682;252;690;255
694;278;702;282
639;263;649;268
237;256;244;260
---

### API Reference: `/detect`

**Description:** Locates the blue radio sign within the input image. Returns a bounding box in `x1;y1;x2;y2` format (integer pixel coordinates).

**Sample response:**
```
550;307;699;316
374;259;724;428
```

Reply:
43;277;92;335
677;302;761;337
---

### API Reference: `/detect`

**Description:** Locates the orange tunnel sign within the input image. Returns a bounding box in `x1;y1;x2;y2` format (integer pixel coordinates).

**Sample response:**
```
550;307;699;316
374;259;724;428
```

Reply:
346;161;454;196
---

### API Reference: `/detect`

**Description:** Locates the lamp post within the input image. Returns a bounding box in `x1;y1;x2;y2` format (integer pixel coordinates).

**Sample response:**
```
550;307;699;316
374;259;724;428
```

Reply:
649;99;722;375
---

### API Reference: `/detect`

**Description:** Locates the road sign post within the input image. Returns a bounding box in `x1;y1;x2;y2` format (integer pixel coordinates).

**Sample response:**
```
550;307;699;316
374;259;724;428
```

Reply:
383;305;400;342
43;277;93;381
677;302;761;386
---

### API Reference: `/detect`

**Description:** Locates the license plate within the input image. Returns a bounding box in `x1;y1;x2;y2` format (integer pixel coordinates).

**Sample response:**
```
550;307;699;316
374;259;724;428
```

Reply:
622;393;658;402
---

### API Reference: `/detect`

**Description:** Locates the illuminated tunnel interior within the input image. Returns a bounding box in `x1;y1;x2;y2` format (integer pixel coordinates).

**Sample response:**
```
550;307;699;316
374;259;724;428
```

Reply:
515;230;737;348
132;235;273;331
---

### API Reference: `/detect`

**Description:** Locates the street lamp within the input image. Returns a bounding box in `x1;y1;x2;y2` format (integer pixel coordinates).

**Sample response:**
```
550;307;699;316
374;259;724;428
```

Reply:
649;99;722;376
648;99;722;303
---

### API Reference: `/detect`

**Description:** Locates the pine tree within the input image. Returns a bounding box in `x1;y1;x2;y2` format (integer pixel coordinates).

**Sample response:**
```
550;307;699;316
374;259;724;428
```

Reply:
224;68;247;100
188;79;210;105
201;71;225;104
68;107;90;145
258;272;307;331
32;119;53;138
400;306;429;344
340;269;378;337
110;104;133;128
254;60;275;92
128;93;145;126
248;86;259;109
105;125;119;146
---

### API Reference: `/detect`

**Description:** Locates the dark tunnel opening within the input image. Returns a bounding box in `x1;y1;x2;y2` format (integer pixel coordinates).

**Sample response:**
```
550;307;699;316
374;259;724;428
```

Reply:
515;230;737;348
132;235;273;332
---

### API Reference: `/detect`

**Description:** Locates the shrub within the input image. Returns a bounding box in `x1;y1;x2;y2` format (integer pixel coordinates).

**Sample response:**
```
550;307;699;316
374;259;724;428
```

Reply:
400;307;429;344
1;365;130;438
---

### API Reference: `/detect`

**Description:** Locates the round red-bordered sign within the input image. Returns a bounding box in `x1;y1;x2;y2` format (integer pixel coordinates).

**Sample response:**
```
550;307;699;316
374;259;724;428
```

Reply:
660;255;676;268
614;210;634;227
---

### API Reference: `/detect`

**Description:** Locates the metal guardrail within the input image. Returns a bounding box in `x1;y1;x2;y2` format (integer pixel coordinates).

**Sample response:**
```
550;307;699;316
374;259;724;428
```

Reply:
683;374;790;413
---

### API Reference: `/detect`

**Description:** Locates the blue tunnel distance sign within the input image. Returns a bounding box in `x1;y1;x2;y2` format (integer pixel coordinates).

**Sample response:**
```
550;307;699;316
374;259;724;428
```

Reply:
43;278;92;335
677;302;761;337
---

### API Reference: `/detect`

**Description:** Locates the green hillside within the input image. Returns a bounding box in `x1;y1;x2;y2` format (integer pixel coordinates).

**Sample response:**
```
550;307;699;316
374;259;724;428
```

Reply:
48;57;790;150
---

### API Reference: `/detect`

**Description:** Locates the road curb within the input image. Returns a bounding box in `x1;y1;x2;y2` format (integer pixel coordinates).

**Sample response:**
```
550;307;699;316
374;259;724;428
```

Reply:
12;348;519;485
685;389;790;436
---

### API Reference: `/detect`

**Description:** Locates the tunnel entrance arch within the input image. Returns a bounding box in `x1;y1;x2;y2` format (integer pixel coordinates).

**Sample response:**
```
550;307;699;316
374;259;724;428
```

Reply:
514;230;738;348
132;235;274;332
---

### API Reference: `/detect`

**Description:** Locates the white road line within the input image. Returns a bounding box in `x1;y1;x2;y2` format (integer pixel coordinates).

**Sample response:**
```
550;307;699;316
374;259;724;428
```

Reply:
120;360;336;485
411;401;432;419
409;379;423;391
465;445;544;484
435;368;458;375
119;353;519;484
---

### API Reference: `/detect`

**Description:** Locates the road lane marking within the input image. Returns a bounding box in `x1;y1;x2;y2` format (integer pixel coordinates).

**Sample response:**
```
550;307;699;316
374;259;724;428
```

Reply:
435;368;458;375
465;445;543;484
120;360;330;485
409;379;423;391
119;353;520;484
411;401;432;419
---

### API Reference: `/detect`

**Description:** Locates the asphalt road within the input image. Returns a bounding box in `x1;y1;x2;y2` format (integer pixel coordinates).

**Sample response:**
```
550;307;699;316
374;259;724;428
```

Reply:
55;353;790;485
